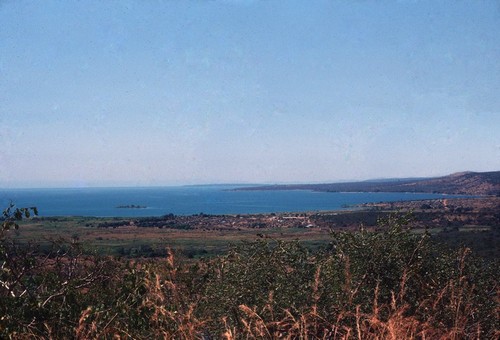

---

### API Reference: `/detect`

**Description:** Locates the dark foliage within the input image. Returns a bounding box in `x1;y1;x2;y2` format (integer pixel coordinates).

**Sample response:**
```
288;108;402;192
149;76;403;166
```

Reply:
1;209;498;338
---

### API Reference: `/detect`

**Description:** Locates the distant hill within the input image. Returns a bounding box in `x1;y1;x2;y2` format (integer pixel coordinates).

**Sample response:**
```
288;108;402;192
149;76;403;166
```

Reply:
235;171;500;196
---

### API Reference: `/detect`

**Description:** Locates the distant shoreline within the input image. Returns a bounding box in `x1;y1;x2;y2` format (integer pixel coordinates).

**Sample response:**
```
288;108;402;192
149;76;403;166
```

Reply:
233;171;500;196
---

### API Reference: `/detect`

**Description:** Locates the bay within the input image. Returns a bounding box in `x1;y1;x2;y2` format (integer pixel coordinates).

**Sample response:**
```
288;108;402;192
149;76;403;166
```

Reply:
0;186;466;217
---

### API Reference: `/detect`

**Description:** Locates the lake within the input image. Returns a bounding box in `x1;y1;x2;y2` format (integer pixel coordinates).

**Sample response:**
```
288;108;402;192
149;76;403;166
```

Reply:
0;186;466;217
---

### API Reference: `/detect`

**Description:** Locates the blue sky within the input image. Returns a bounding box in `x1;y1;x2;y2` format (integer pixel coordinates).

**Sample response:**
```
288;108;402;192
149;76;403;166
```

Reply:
1;0;499;188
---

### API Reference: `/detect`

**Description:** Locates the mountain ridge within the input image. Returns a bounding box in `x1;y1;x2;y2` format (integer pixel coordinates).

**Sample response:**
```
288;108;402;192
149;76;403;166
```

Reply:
235;171;500;196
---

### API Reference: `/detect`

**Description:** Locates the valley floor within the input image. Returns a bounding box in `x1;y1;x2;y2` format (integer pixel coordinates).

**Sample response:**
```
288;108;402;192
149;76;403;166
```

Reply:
14;196;500;259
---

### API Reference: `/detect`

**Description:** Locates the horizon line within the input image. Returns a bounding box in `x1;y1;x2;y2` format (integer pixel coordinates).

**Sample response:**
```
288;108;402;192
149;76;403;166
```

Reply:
2;170;495;190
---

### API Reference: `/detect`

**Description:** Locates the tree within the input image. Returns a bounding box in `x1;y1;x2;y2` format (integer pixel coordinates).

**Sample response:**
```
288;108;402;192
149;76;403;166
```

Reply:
1;203;38;239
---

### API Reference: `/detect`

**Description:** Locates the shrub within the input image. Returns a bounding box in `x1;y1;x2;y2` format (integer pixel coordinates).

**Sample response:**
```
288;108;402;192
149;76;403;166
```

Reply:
1;208;498;338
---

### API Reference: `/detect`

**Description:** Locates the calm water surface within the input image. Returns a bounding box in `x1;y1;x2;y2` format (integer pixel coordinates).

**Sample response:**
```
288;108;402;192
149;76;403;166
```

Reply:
0;186;465;217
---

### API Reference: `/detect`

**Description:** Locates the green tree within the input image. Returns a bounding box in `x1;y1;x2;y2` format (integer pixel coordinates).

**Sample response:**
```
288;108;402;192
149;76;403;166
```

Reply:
1;203;37;238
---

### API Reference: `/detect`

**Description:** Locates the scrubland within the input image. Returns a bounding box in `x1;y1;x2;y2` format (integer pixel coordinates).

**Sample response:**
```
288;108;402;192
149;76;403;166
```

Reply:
1;207;498;339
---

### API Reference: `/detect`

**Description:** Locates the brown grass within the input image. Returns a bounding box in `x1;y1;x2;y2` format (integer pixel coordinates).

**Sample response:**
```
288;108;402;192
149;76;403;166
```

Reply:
4;222;498;339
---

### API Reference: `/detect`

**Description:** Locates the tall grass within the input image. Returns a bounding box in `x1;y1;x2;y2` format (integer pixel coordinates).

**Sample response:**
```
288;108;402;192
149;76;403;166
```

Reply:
1;213;498;338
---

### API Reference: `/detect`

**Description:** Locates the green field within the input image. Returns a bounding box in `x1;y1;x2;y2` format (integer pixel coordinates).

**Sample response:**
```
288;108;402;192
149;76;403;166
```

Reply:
10;209;499;259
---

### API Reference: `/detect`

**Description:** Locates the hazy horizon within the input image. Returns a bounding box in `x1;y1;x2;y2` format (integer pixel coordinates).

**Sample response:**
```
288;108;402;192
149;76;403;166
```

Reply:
1;1;499;188
2;170;495;190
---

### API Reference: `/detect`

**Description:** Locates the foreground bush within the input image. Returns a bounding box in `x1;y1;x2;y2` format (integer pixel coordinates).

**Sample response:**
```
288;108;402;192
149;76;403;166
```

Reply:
1;212;498;339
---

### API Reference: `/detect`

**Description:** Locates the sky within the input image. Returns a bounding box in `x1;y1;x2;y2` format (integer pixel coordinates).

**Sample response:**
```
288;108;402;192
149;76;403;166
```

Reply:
1;0;499;188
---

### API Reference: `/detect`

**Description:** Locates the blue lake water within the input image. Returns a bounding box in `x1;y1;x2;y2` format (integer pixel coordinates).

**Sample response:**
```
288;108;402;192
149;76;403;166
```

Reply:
0;186;466;217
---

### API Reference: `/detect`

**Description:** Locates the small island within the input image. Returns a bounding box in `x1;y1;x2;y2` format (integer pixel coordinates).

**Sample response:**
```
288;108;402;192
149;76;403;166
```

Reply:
116;204;147;209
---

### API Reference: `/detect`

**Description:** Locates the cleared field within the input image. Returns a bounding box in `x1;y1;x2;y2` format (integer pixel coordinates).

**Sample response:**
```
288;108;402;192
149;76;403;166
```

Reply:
12;216;332;257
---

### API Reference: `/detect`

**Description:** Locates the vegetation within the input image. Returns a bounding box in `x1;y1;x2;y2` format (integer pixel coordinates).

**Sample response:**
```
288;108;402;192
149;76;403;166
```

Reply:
1;206;498;339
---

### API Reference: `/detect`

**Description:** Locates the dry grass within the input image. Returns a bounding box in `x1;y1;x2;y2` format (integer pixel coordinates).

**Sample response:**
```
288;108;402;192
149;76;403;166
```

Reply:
3;221;498;339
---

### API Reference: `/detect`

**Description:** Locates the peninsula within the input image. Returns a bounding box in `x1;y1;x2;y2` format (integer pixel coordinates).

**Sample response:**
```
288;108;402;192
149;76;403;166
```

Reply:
235;171;500;196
